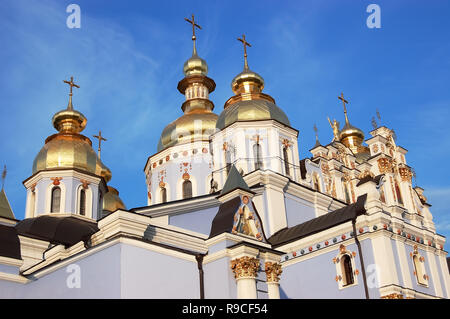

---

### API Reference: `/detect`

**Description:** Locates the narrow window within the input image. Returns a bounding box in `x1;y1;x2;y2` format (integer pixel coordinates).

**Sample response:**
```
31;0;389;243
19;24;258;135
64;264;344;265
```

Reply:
51;187;61;213
395;180;403;205
342;255;354;286
253;143;263;170
283;147;290;176
161;187;167;203
182;180;192;199
79;189;86;216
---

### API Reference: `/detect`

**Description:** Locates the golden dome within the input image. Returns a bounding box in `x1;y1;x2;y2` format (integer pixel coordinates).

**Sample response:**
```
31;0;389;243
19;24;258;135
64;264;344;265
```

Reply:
218;65;290;130
183;53;208;76
216;99;290;130
231;69;264;95
157;110;218;152
338;118;368;156
103;186;126;213
33;86;108;178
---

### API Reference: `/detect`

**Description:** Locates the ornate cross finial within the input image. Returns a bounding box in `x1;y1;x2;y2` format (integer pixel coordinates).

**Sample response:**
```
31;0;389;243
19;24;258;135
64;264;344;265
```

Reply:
93;130;107;159
1;165;6;190
63;76;80;110
371;116;378;130
338;92;349;124
376;109;382;121
314;124;320;145
185;14;202;55
238;34;252;70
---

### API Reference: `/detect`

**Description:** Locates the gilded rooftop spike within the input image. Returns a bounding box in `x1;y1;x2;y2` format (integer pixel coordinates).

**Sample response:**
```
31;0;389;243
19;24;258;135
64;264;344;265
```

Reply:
338;92;349;125
93;130;107;160
237;34;252;70
185;14;202;56
1;165;6;190
63;76;80;110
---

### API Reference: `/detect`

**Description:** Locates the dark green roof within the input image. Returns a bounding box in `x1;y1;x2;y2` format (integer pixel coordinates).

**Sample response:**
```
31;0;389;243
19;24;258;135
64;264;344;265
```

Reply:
0;189;15;219
220;165;251;195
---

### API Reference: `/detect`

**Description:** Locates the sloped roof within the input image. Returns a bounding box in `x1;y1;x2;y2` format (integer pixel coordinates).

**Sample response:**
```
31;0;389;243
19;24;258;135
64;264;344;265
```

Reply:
15;215;99;247
0;189;15;219
268;194;367;247
220;165;251;195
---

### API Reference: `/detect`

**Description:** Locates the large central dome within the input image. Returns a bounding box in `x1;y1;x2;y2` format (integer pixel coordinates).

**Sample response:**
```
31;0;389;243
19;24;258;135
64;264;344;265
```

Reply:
216;99;290;130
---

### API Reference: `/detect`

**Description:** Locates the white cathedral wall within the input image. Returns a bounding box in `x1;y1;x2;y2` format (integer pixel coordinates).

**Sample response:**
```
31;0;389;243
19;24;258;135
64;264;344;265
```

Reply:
203;256;237;299
284;194;316;227
146;141;214;205
279;239;378;299
120;243;199;298
0;243;122;298
168;206;220;235
210;120;299;189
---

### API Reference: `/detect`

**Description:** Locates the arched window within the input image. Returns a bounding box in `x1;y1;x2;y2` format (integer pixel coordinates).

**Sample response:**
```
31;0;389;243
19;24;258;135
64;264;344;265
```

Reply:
79;189;86;216
341;255;354;286
395;180;403;205
253;143;263;170
51;187;61;213
283;147;290;176
161;187;167;203
182;180;192;199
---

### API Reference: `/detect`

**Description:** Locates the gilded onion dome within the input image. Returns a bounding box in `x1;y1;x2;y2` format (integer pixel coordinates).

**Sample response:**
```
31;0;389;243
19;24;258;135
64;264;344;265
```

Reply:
216;35;290;130
32;78;109;179
157;17;218;152
336;94;369;158
103;186;126;213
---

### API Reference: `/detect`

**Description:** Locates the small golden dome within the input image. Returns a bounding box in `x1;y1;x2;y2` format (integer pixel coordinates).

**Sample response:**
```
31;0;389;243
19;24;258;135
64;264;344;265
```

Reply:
52;109;87;134
231;69;264;95
157;110;218;152
99;161;112;183
183;53;208;76
33;133;101;175
339;122;367;156
103;186;126;213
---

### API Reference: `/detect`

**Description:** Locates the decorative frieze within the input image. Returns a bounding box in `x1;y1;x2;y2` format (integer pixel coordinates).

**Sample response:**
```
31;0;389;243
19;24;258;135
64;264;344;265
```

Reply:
377;158;392;174
230;256;260;279
381;293;404;299
399;167;412;182
264;262;282;283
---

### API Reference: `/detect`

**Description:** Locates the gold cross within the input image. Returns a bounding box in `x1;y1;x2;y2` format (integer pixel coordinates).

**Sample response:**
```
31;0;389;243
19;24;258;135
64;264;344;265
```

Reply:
63;76;80;95
93;130;107;159
238;34;252;70
63;76;80;110
338;92;350;124
185;14;202;54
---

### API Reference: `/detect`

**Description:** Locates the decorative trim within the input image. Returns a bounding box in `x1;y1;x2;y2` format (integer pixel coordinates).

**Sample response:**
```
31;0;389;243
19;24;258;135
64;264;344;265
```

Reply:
230;256;260;279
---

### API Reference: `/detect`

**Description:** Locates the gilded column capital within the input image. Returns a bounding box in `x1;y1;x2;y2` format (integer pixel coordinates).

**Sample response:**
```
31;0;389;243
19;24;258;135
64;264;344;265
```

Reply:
230;256;260;279
398;167;412;182
380;293;404;299
264;262;282;283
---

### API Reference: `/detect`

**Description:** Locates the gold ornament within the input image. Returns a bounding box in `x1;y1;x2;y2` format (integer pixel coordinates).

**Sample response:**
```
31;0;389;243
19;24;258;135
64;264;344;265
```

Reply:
230;256;260;279
264;262;283;283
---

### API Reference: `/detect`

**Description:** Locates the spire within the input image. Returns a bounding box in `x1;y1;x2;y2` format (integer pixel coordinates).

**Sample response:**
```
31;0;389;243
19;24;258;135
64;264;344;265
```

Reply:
93;130;107;160
237;34;251;70
63;76;80;110
221;165;251;195
0;188;14;219
313;124;321;147
52;76;87;134
184;14;202;57
1;165;6;190
338;92;350;125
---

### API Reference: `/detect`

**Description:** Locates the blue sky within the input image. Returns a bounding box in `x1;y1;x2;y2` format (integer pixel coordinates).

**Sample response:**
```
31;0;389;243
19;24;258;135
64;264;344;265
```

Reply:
0;0;449;249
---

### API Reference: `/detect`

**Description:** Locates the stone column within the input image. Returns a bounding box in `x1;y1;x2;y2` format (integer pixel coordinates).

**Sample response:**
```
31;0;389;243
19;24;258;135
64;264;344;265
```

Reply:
230;256;260;299
264;262;282;299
